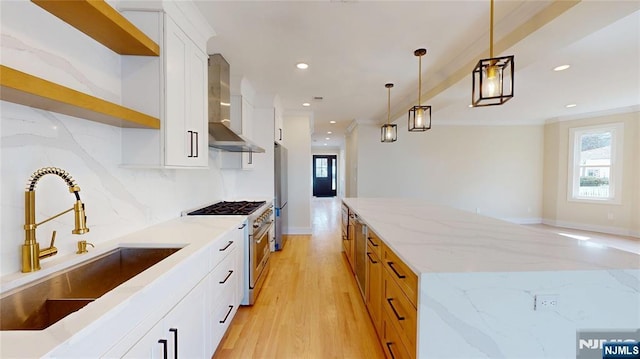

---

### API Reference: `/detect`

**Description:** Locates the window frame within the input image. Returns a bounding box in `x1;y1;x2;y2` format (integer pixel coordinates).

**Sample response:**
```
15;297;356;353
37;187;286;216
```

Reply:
567;122;624;204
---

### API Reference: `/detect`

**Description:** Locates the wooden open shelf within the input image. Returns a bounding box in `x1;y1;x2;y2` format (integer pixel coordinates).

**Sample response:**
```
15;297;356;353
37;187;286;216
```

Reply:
0;65;160;129
31;0;160;56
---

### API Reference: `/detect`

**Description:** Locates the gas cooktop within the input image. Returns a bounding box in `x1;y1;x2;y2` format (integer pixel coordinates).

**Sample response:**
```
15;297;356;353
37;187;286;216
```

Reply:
186;201;266;216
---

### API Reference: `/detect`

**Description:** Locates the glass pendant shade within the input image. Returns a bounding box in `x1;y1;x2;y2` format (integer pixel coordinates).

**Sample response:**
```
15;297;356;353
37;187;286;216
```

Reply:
408;105;431;131
472;55;514;107
381;83;397;142
408;48;432;132
381;124;397;142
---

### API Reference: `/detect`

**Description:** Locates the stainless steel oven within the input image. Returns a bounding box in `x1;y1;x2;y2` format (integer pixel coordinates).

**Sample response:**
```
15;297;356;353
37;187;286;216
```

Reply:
248;207;273;305
184;200;272;305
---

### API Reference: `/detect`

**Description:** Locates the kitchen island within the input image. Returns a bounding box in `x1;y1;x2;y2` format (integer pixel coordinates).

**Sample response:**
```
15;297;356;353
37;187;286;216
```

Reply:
343;197;639;358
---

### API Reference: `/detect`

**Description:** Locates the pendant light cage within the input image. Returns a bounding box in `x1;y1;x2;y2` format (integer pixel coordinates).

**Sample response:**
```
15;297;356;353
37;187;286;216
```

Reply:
471;0;515;107
472;55;514;107
381;83;397;143
408;48;432;132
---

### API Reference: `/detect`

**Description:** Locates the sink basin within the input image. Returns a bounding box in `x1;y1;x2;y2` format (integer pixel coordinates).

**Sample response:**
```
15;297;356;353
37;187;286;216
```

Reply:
0;247;181;330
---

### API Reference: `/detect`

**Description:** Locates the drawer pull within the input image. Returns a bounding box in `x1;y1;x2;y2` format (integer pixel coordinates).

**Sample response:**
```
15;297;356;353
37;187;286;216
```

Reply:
387;298;405;321
169;328;178;358
220;305;234;323
387;262;406;279
158;339;168;359
366;252;378;264
238;223;246;229
367;237;379;246
386;342;397;359
219;241;233;251
219;270;233;284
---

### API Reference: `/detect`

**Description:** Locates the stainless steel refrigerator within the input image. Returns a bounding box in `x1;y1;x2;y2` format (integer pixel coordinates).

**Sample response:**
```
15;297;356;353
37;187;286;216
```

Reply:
274;143;288;250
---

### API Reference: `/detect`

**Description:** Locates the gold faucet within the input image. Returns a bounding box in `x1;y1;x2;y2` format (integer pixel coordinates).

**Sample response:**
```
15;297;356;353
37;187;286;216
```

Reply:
22;167;89;272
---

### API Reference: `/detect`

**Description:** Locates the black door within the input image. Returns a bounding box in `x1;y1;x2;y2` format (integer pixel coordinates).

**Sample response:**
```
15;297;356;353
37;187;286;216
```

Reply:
313;155;337;197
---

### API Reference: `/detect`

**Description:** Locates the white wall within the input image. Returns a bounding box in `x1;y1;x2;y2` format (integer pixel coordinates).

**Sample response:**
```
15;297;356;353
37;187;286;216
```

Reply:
283;113;312;234
353;122;544;222
543;111;640;237
0;1;271;276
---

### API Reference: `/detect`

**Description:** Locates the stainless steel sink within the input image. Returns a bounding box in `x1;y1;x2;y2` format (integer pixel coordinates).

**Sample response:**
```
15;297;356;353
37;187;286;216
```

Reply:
0;247;181;330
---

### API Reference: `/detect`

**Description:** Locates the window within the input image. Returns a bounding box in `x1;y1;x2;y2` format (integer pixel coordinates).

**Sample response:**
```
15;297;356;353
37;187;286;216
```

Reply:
568;123;624;203
315;157;328;178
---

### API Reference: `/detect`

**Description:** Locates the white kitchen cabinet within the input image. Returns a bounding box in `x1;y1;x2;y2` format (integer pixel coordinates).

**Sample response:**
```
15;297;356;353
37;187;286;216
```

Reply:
219;95;255;170
123;278;207;358
121;10;208;168
274;104;284;144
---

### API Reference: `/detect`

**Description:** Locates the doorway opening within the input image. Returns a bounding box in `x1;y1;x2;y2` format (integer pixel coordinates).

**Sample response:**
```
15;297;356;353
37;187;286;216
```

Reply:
313;155;337;197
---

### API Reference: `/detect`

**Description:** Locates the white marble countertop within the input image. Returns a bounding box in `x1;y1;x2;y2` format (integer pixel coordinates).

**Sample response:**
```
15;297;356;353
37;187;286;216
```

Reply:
343;197;640;274
0;215;245;358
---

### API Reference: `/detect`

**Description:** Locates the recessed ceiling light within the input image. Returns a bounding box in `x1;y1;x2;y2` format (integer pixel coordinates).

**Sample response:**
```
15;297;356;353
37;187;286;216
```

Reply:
325;137;330;140
566;103;577;108
324;143;328;146
302;103;310;107
554;64;570;72
327;131;332;134
296;63;309;69
330;121;336;124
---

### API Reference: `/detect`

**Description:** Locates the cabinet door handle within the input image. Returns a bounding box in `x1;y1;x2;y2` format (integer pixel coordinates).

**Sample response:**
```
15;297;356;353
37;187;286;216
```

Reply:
366;252;378;264
219;270;233;284
387;298;405;321
187;131;194;158
158;339;168;359
279;128;283;141
220;305;234;323
386;342;397;359
367;237;379;247
387;262;406;279
194;131;199;158
169;328;178;359
238;223;247;229
219;240;233;251
247;151;253;165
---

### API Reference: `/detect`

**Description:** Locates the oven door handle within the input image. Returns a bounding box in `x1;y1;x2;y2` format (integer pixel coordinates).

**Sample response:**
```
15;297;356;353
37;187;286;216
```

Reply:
254;222;273;242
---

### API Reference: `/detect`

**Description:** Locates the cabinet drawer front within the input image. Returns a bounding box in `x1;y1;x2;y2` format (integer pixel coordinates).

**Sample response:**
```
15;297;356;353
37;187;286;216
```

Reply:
367;229;382;257
210;235;238;269
382;309;414;359
383;270;417;357
365;249;382;338
211;286;237;346
210;249;237;302
382;243;418;307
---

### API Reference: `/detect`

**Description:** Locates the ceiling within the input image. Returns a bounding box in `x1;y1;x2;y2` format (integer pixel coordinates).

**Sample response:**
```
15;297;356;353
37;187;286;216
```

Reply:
195;1;640;149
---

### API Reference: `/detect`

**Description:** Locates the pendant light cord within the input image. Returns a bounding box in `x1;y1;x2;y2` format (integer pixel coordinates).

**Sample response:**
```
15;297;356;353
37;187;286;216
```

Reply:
418;55;422;105
490;0;494;58
387;86;391;124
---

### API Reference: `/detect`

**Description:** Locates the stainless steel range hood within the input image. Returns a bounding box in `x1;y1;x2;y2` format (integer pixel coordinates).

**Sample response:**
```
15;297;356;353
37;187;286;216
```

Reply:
208;54;265;153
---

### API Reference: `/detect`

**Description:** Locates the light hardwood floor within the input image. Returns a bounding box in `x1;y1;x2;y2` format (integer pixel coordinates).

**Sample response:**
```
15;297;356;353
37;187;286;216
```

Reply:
213;197;384;359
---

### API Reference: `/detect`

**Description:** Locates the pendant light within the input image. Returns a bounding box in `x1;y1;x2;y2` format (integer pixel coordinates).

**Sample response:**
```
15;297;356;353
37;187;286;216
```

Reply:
408;48;432;132
381;83;397;143
471;0;514;107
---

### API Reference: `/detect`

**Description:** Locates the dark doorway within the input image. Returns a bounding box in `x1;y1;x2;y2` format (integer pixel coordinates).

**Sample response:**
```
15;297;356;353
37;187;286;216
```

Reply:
313;155;337;197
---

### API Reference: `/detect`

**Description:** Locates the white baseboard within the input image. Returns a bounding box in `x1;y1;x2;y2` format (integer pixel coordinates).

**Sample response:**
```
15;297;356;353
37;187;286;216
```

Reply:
541;219;640;238
284;227;312;235
501;217;542;225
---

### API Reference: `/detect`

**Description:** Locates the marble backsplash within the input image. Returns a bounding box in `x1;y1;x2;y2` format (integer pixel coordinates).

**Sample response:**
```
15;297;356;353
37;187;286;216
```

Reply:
0;102;229;276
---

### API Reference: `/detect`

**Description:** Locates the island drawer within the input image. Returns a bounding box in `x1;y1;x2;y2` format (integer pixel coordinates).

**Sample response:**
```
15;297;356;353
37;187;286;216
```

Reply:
367;229;382;257
382;243;418;307
383;269;417;357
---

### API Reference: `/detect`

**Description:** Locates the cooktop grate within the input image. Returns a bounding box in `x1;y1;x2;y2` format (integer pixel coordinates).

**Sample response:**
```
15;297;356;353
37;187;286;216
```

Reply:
187;201;266;216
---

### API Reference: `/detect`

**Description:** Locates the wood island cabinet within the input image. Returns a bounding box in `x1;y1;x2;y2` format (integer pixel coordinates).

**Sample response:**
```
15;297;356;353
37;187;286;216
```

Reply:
365;229;383;338
343;202;418;359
